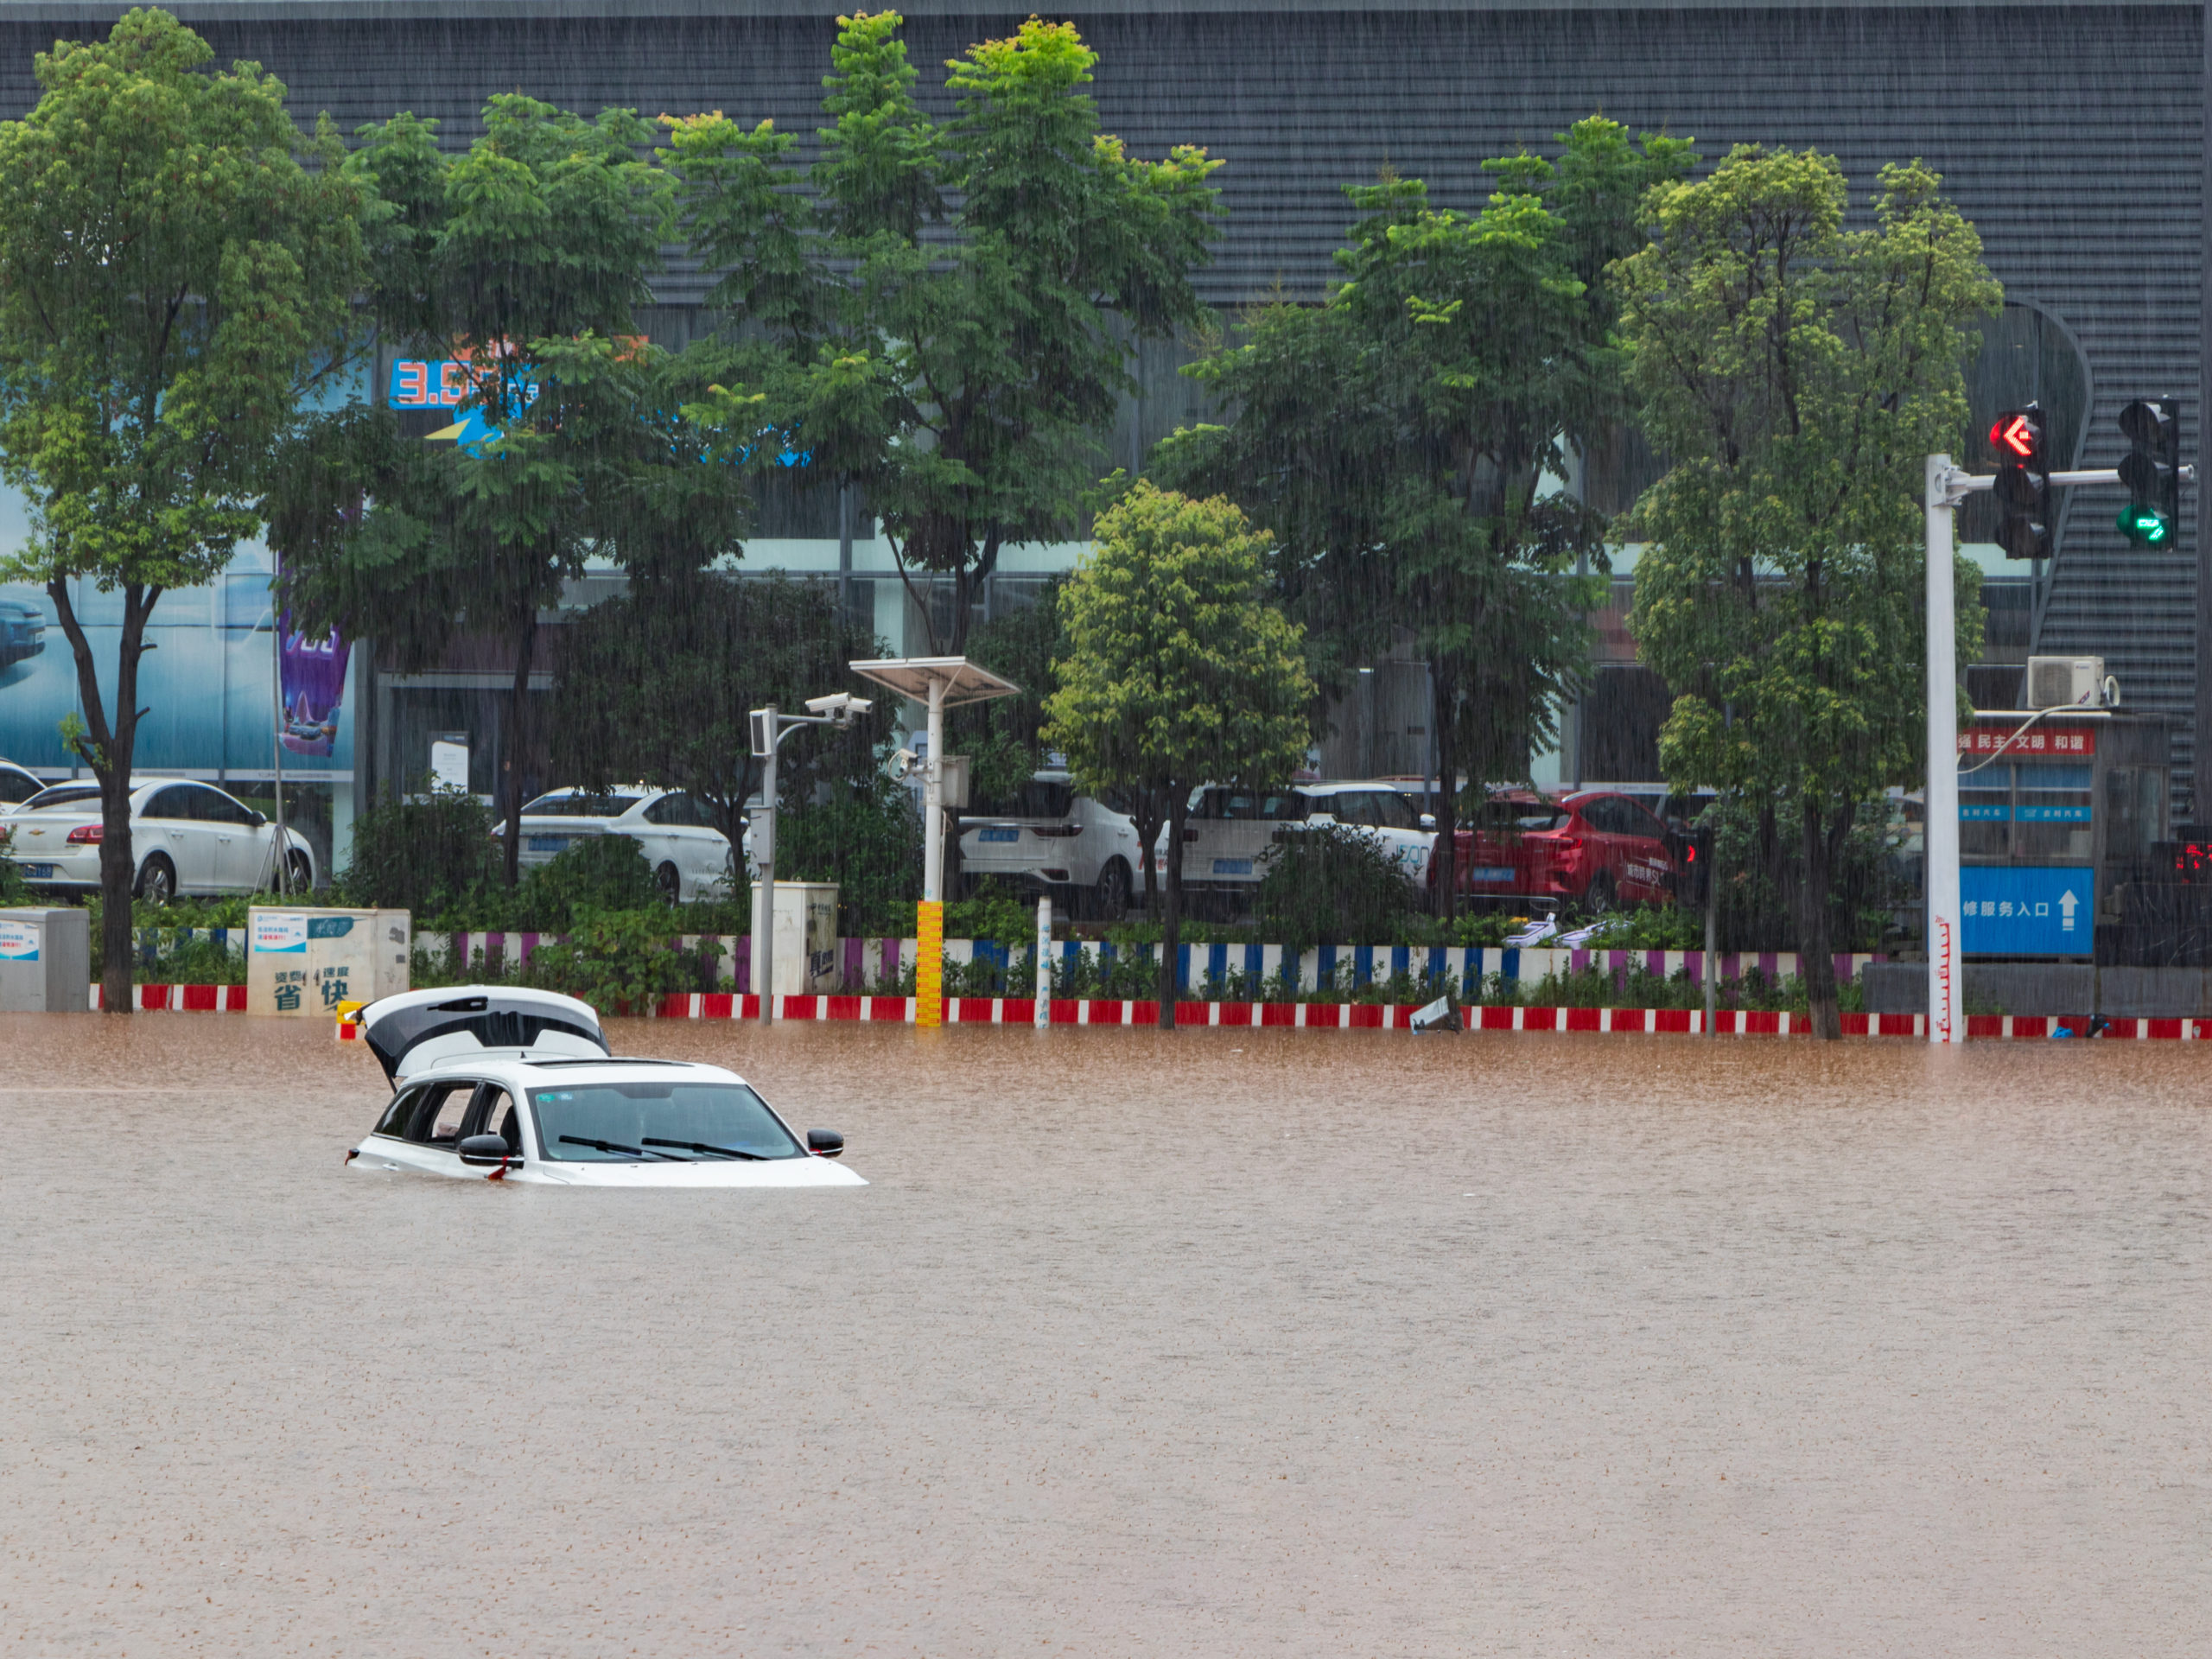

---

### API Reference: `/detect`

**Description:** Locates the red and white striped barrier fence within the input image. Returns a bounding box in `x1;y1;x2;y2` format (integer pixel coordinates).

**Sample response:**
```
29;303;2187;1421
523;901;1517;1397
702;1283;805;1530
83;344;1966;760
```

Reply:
79;984;2208;1039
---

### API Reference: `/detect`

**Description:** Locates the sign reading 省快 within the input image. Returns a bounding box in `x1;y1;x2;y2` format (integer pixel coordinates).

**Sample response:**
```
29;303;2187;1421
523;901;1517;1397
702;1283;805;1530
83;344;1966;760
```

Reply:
1961;865;2092;956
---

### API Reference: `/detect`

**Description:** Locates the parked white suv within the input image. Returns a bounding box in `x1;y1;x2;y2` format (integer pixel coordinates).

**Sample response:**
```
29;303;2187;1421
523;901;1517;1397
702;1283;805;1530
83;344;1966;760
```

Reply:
1160;780;1436;904
504;786;735;902
9;777;317;900
956;771;1141;918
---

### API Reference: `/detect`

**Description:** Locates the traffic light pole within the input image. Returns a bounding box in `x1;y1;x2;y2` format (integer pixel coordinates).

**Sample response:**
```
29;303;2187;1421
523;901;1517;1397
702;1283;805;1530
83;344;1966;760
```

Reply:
1924;454;2196;1044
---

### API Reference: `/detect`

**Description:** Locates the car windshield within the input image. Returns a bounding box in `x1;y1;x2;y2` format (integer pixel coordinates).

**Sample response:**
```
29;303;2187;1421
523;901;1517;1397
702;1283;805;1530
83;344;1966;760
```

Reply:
1481;798;1565;832
530;1081;804;1161
524;792;639;818
23;785;102;811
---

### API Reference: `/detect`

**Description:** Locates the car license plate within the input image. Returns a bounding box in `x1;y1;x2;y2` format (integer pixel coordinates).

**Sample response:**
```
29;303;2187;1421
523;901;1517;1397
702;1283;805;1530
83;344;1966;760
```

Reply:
1468;866;1515;883
1212;857;1253;876
979;826;1020;843
527;836;569;853
18;863;54;879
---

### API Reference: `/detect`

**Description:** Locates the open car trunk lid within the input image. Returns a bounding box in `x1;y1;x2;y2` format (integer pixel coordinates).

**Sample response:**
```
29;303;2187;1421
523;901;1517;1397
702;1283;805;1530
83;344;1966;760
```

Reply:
357;986;609;1083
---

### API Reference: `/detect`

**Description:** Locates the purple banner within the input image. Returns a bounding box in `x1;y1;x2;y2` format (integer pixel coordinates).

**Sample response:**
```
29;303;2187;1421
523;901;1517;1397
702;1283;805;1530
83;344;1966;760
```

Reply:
279;614;350;758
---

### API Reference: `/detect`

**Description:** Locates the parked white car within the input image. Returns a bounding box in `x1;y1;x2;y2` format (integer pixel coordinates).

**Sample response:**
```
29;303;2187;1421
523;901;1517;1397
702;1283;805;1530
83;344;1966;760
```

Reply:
957;770;1140;918
1160;780;1435;902
0;759;43;810
8;777;315;900
504;786;734;901
346;988;864;1188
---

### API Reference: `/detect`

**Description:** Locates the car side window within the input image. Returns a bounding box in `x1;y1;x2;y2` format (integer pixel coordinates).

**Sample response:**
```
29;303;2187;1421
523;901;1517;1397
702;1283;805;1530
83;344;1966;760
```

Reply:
1366;791;1415;830
373;1087;421;1140
408;1081;475;1147
194;788;255;826
1581;798;1623;834
645;792;705;828
1625;802;1667;840
469;1085;523;1153
143;785;192;820
0;768;38;804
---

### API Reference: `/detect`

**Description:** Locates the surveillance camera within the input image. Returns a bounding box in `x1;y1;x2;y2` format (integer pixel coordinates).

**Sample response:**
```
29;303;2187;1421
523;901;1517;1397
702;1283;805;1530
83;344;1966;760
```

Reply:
804;693;874;722
885;747;918;782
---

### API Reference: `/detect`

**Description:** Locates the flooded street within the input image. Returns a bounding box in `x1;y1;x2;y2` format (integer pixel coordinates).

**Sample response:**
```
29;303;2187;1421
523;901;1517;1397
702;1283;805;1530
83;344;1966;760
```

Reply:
2;1016;2208;1656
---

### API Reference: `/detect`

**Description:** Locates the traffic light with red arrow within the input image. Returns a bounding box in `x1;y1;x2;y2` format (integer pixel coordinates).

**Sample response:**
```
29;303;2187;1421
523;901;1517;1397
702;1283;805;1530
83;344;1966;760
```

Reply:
1990;403;2050;560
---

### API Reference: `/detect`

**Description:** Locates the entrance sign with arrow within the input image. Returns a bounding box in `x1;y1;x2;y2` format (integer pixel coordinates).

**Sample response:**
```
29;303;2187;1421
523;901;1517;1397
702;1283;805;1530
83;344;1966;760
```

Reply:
1959;866;2094;956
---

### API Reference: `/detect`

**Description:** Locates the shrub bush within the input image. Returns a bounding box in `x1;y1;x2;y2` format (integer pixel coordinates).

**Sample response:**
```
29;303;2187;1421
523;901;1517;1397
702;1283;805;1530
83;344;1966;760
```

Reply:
779;772;922;937
340;788;500;919
1254;824;1416;950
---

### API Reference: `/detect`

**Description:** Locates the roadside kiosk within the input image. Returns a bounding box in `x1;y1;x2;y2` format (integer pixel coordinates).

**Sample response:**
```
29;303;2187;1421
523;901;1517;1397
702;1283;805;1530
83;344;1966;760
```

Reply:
1957;709;2173;961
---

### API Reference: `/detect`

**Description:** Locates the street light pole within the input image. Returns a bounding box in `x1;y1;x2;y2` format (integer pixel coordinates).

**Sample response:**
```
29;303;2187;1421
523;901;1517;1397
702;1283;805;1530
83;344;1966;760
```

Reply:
749;693;873;1024
753;702;777;1023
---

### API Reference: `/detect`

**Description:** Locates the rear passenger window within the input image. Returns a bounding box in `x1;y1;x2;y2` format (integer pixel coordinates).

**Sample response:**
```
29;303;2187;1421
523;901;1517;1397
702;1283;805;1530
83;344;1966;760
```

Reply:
406;1082;474;1146
374;1088;421;1140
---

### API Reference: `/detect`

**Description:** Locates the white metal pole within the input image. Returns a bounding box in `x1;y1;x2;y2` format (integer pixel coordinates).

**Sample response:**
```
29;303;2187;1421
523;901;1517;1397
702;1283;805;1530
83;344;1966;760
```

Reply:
1926;454;1963;1043
755;707;777;1023
1034;895;1052;1027
924;680;944;904
270;599;288;895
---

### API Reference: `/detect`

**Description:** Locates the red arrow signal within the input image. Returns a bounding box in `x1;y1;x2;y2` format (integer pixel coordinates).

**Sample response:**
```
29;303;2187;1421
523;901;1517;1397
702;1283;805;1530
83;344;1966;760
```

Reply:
1992;413;2037;459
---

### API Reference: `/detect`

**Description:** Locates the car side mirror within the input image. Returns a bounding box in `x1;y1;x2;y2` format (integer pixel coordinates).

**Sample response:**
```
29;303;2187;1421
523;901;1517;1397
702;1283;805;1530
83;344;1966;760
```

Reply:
249;810;267;827
806;1128;845;1159
457;1134;513;1166
1420;813;1436;830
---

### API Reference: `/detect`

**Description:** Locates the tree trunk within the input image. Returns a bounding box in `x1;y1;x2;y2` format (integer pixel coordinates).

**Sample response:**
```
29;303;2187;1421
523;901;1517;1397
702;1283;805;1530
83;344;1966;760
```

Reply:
501;611;537;887
1430;659;1459;921
1796;795;1843;1039
49;577;160;1014
1134;789;1164;920
1158;780;1187;1028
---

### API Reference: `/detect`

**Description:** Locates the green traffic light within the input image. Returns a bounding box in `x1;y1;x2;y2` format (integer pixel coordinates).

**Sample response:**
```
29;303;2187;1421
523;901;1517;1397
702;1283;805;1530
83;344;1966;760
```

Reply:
2117;504;2173;546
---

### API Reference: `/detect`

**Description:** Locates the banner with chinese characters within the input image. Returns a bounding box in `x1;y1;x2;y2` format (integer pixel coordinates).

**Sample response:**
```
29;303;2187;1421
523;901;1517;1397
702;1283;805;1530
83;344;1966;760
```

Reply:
1959;727;2096;757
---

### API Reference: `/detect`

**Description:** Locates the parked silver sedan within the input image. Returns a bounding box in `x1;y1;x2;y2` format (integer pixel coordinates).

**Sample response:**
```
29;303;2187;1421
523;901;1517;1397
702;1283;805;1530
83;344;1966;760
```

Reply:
504;786;735;902
9;777;315;900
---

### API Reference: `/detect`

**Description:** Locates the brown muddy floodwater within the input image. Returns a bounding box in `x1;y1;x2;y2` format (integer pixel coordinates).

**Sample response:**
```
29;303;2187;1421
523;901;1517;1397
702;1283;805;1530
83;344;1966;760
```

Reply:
1;1017;2208;1656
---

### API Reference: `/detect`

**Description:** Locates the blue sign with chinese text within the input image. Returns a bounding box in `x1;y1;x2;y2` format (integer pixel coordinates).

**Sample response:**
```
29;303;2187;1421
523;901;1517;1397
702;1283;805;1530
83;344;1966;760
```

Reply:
1961;865;2093;956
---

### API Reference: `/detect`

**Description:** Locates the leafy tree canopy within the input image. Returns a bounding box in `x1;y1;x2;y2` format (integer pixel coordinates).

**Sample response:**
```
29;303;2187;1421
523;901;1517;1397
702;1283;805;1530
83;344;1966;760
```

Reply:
665;12;1224;652
1043;482;1311;1021
0;6;368;1007
1615;147;1999;1034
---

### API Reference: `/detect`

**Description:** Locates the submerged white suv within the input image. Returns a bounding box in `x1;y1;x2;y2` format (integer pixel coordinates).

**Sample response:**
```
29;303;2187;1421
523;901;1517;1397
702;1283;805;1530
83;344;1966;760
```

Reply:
955;770;1141;919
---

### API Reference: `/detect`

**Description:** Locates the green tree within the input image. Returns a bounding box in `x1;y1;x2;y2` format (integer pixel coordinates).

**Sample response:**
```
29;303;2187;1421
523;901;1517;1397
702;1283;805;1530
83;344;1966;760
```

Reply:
665;13;1224;653
1157;119;1689;914
546;570;887;854
1043;483;1312;1025
0;8;367;1011
1615;149;1998;1037
277;98;688;885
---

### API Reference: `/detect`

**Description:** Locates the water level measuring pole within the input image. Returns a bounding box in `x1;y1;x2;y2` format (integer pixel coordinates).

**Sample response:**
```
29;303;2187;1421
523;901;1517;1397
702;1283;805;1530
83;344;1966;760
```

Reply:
1035;896;1052;1027
1924;457;1972;1043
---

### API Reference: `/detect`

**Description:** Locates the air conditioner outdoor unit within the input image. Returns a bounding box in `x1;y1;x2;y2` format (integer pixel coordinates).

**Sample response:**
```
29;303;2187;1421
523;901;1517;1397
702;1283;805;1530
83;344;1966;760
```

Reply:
2025;655;2107;710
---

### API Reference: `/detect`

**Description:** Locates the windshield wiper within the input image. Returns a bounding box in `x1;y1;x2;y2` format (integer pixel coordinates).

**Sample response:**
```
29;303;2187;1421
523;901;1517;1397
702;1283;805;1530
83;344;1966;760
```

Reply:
559;1135;685;1160
642;1137;769;1161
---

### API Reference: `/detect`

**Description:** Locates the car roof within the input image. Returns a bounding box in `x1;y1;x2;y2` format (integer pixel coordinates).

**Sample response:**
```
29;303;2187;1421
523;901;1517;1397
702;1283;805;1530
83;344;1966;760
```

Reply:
410;1052;740;1083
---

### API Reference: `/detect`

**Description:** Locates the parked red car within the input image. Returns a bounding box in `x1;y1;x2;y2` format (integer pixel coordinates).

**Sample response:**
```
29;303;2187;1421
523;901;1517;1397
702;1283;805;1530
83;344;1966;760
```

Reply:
1432;789;1678;910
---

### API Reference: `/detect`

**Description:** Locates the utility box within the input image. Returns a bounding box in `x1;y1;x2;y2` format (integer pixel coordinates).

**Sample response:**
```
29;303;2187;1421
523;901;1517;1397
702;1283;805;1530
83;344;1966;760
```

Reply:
249;906;410;1015
753;881;839;994
1957;710;2172;959
0;907;91;1012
